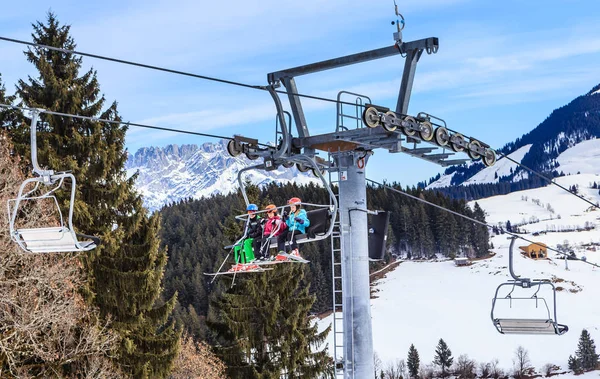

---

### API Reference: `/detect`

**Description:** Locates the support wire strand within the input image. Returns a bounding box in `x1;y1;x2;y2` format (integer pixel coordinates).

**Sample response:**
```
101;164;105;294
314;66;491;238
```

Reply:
366;178;600;269
2;35;597;211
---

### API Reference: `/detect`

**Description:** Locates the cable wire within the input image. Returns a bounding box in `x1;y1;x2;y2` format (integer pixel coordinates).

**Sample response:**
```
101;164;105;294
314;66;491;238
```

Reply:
0;103;273;147
0;35;354;108
443;125;600;211
2;35;597;211
367;178;600;269
496;152;599;210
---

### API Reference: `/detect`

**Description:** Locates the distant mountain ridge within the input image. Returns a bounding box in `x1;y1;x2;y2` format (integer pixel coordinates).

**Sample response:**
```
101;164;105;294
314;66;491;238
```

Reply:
126;140;317;211
427;84;600;192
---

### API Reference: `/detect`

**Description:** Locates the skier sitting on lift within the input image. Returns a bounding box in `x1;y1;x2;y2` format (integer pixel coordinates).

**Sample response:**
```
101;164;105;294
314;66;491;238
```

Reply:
276;197;310;261
257;204;287;260
229;204;263;272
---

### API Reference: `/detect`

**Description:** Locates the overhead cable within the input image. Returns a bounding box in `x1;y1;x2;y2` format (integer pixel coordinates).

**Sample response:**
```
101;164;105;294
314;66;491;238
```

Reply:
496;153;599;210
0;36;352;108
367;178;600;269
2;35;596;210
0;103;271;145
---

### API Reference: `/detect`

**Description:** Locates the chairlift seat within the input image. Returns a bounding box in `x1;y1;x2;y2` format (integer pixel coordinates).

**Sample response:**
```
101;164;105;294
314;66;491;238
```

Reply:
7;111;100;254
266;208;332;248
493;318;568;335
13;227;97;253
224;208;332;250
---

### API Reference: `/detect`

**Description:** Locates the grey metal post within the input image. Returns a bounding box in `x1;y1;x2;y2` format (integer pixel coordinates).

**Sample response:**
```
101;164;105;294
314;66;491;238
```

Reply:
335;151;374;379
396;48;423;115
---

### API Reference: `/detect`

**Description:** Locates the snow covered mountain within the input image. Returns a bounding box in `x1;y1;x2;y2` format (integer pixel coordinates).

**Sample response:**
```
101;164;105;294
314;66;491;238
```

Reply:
126;140;318;211
319;172;600;374
427;84;600;191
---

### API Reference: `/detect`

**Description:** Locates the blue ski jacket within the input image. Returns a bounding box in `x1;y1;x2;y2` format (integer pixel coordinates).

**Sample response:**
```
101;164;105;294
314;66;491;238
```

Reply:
286;209;310;234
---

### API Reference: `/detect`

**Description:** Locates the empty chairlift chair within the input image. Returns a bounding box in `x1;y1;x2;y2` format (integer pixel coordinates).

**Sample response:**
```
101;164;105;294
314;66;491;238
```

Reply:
490;237;568;335
7;110;99;253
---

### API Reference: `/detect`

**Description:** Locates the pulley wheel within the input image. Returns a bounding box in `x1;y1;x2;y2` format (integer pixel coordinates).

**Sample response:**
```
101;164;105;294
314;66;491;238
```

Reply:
227;140;242;157
451;133;466;153
282;161;295;168
297;163;311;173
434;127;449;147
402;116;417;137
419;121;434;141
382;111;398;132
363;107;380;128
467;140;482;160
311;167;325;178
483;149;497;167
246;151;260;160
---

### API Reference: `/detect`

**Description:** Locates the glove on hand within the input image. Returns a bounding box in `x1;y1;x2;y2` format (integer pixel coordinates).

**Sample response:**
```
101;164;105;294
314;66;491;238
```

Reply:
294;217;304;224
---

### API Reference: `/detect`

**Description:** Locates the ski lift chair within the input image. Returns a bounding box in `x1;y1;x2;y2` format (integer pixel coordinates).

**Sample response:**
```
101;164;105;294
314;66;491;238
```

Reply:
263;204;333;250
490;237;568;335
7;110;99;253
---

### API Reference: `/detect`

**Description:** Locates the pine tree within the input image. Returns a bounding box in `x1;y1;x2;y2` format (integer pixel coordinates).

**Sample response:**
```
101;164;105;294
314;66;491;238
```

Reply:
568;355;581;373
0;74;19;129
12;13;179;377
433;338;453;378
407;344;420;379
472;202;489;257
576;329;600;371
208;264;332;378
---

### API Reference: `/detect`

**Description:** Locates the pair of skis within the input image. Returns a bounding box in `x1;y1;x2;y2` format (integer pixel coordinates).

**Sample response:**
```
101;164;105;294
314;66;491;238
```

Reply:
204;253;309;276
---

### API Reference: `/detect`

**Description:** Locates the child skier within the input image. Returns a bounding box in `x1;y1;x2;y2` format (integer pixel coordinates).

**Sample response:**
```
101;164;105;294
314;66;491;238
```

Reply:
230;203;263;271
276;197;310;261
258;204;287;260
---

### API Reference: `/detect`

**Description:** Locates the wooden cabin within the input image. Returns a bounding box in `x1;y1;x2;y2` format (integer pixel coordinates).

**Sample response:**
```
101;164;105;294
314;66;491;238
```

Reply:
519;243;547;259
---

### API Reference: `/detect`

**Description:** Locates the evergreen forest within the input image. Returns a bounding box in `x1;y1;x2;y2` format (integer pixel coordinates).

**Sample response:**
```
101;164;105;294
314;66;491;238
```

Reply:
160;181;490;344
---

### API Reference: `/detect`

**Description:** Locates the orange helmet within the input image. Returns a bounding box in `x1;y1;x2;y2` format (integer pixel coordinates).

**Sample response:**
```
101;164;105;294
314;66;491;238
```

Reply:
288;197;301;205
265;204;277;213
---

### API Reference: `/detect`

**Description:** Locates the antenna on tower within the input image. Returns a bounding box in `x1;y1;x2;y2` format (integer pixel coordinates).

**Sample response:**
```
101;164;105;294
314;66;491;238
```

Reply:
392;0;405;44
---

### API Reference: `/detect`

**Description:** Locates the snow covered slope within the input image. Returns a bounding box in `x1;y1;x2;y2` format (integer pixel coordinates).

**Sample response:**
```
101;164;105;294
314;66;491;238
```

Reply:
426;144;533;189
463;144;532;185
425;83;600;190
126;140;318;211
319;173;600;373
556;139;600;175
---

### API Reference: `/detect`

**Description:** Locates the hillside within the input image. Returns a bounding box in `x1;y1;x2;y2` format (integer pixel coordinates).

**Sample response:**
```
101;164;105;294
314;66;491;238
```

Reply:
427;85;600;194
319;173;600;373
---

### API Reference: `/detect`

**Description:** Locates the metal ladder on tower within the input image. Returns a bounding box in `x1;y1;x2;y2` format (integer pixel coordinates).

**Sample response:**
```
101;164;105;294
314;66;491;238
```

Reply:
328;153;345;378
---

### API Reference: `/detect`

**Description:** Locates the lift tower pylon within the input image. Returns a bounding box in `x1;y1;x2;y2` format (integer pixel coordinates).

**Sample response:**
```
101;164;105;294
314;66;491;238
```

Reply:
335;151;373;377
252;20;495;378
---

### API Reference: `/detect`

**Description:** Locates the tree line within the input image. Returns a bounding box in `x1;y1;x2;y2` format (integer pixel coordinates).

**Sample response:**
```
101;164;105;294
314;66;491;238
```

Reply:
159;180;490;346
379;329;599;379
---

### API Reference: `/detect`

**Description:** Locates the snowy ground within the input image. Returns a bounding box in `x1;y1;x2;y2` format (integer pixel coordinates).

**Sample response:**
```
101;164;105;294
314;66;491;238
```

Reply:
318;173;600;374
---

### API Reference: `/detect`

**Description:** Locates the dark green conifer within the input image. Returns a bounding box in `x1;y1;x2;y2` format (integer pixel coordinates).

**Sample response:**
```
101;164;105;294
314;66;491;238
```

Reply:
576;329;599;371
208;264;332;378
433;338;453;378
407;343;420;379
0;74;19;129
12;13;179;377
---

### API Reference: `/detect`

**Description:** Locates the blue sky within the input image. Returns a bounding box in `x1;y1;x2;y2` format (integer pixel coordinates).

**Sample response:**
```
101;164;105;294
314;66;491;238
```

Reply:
1;0;599;186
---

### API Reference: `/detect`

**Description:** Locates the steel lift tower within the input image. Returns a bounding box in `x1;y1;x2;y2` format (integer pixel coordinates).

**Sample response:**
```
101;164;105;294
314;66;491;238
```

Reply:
230;22;496;379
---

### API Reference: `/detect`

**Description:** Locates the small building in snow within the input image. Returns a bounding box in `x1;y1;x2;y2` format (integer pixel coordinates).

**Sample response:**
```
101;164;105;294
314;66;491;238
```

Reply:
454;257;470;267
519;243;547;259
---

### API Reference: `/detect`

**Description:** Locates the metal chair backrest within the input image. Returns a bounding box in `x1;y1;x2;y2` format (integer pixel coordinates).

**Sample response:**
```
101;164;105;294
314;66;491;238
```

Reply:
7;110;99;253
490;237;568;335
